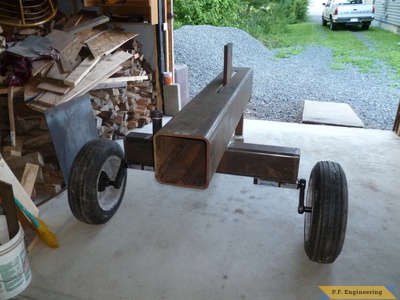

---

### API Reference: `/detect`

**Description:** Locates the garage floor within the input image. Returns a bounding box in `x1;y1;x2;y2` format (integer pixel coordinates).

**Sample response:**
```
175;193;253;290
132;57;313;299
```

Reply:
15;120;400;300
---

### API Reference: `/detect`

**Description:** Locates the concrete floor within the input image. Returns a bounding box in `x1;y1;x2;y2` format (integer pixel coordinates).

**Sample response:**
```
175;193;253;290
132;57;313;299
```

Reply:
15;120;400;300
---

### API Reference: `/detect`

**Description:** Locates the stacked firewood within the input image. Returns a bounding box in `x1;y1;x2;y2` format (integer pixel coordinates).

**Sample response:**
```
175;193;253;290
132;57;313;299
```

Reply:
89;40;156;139
1;100;64;199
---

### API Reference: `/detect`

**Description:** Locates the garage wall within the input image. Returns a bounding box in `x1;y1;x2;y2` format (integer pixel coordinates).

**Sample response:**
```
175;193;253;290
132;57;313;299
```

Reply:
373;0;400;33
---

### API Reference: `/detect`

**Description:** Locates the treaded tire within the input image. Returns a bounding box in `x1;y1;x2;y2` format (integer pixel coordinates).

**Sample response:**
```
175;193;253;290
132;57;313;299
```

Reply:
304;161;348;263
361;24;370;30
68;139;127;224
330;17;337;31
322;16;328;26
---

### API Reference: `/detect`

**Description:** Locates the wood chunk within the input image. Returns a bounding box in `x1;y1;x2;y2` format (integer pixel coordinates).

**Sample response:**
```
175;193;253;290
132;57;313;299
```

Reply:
35;183;63;195
127;119;138;129
23;134;52;149
89;90;110;100
18;170;41;251
2;137;24;157
137;98;150;106
43;170;64;185
16;117;40;133
110;115;123;125
21;163;40;196
111;88;120;96
118;101;129;111
5;152;45;170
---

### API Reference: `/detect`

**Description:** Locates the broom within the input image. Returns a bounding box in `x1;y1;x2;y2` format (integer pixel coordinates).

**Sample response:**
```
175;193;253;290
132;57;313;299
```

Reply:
14;197;59;248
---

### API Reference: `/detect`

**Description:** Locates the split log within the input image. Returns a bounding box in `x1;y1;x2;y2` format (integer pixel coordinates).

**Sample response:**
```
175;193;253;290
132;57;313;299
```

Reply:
21;163;40;196
23;133;52;149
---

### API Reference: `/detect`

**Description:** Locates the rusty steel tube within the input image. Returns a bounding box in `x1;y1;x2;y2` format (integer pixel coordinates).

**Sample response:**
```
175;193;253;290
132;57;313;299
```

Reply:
153;67;253;189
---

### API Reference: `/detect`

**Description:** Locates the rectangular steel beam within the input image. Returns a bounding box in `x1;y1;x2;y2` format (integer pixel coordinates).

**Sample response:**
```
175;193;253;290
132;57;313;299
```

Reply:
217;142;300;184
153;67;253;189
124;132;154;166
124;135;300;184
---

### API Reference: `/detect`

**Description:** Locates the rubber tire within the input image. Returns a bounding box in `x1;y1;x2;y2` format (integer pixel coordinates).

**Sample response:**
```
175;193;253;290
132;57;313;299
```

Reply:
330;17;337;31
304;161;348;263
361;24;370;30
322;16;328;26
68;139;127;224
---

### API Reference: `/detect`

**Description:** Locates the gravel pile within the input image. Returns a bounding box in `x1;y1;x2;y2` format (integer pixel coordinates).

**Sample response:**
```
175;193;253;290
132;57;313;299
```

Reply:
173;25;400;130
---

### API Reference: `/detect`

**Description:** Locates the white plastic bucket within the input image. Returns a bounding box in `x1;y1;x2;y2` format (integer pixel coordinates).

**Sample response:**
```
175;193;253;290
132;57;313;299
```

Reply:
0;224;31;300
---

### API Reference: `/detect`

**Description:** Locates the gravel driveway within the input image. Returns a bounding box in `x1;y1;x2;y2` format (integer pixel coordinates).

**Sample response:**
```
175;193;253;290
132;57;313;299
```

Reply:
174;21;400;130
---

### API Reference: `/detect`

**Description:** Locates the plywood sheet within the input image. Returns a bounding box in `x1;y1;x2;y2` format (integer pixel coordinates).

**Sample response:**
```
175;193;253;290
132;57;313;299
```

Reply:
86;30;138;58
46;29;78;53
302;100;364;128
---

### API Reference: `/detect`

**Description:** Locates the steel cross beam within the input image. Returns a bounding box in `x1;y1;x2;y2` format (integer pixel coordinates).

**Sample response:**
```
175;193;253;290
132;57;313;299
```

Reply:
124;43;300;189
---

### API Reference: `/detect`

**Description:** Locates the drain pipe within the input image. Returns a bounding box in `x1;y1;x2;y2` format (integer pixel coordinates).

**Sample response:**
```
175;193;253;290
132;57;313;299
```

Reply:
383;0;389;20
156;0;166;112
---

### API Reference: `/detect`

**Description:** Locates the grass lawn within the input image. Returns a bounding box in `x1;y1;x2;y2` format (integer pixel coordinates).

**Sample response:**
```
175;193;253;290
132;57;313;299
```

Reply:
268;23;400;79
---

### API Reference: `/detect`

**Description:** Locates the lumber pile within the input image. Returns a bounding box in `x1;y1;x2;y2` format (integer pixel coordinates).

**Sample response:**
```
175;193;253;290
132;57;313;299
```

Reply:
1;10;158;135
0;10;158;201
0;9;159;251
1;100;64;198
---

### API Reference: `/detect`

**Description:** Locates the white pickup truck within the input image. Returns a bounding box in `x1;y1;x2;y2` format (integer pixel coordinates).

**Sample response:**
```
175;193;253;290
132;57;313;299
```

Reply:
322;0;374;30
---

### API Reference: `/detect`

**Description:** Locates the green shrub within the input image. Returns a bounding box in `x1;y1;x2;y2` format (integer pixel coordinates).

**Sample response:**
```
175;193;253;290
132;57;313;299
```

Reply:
173;0;243;27
291;0;310;23
173;0;310;48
